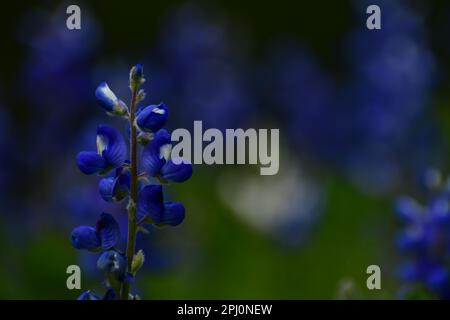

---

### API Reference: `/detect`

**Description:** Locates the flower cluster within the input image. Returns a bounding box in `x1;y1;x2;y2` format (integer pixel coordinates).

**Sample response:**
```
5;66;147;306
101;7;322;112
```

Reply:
71;64;192;300
395;169;450;299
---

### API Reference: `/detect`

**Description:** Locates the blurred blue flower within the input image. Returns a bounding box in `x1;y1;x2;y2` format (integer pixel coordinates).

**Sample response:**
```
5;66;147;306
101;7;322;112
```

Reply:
271;1;437;193
18;7;100;164
153;5;256;131
395;169;450;299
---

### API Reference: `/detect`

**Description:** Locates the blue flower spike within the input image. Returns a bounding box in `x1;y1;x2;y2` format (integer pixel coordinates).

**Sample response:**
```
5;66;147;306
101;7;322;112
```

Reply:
95;82;128;116
70;226;101;251
395;168;450;299
71;63;192;299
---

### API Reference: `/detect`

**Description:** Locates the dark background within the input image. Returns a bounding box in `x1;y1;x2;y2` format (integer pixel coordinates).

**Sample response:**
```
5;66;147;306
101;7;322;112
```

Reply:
0;0;449;299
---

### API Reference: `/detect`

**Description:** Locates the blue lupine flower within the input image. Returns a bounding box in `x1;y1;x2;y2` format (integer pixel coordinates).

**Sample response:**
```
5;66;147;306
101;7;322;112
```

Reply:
141;129;192;183
97;250;127;281
76;125;127;175
70;63;192;299
395;170;450;299
98;166;131;202
77;290;100;300
153;5;255;131
95;82;127;116
71;213;120;251
395;196;422;223
137;185;185;226
70;226;100;251
136;102;169;133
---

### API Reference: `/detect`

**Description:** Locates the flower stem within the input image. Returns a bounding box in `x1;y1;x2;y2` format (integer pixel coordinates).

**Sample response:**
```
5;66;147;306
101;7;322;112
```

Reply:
120;85;139;300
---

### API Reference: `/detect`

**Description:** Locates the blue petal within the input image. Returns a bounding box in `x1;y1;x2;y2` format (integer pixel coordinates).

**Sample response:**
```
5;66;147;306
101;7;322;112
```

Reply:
76;151;108;175
98;177;116;202
70;226;101;251
96;213;120;250
397;262;420;282
429;195;450;225
136;103;169;133
97;250;126;280
394;196;421;223
395;228;426;253
137;185;164;222
98;169;130;202
77;290;100;300
95;82;124;113
160;158;193;182
426;266;450;296
97;125;127;168
162;201;185;226
141;129;171;176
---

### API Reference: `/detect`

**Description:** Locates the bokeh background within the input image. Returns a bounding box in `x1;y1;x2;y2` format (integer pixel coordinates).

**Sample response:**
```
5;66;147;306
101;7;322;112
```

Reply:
1;0;450;299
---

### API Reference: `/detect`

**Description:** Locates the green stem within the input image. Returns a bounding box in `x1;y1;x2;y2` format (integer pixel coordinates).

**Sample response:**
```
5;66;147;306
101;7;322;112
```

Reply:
120;85;139;300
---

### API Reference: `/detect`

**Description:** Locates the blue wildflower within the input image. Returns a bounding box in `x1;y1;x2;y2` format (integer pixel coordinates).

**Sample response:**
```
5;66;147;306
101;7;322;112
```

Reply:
137;185;185;226
98;166;131;202
141;129;192;183
136;102;169;133
395;169;450;299
70;213;120;251
95;82;128;116
77;290;100;300
76;125;127;175
97;250;127;281
71;63;192;299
